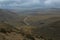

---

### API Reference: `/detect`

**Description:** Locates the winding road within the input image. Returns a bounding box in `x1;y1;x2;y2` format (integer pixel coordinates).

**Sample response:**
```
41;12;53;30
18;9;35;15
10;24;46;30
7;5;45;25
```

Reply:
23;16;31;25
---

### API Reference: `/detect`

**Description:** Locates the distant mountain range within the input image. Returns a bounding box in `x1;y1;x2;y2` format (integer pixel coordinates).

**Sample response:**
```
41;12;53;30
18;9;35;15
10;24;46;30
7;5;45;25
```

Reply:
9;8;60;15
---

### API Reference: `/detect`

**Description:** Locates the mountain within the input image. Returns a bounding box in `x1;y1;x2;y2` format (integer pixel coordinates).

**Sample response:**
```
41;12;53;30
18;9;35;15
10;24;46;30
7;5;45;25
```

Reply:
0;9;21;27
9;8;60;16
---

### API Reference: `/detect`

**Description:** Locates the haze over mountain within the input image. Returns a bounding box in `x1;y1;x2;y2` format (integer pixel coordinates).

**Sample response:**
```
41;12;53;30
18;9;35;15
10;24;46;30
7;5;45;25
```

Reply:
9;8;60;15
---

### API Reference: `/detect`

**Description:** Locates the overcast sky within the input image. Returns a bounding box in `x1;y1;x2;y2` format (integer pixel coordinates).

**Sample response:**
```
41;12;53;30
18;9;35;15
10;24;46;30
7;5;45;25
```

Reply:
0;0;60;9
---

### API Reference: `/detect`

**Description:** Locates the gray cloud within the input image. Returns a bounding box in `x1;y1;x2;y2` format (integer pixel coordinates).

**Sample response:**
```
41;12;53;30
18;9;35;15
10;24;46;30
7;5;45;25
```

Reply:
0;0;60;9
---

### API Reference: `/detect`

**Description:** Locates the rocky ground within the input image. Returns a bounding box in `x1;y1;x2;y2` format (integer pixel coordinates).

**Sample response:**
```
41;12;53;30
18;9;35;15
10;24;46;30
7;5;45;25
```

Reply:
0;15;60;40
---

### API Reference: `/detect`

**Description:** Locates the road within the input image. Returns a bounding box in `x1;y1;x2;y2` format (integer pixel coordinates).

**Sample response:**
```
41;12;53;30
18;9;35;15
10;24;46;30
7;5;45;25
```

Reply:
23;16;31;25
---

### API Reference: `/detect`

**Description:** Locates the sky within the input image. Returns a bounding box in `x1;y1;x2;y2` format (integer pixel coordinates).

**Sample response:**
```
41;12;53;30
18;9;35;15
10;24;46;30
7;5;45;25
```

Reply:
0;0;60;9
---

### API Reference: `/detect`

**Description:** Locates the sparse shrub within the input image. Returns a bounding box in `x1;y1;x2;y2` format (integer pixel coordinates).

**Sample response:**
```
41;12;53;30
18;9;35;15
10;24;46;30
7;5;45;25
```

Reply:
20;25;36;35
0;28;7;33
20;25;36;40
0;22;20;34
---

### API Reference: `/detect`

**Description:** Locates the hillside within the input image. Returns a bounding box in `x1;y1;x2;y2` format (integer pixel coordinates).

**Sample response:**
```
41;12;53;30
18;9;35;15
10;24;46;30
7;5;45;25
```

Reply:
0;9;60;40
0;9;24;27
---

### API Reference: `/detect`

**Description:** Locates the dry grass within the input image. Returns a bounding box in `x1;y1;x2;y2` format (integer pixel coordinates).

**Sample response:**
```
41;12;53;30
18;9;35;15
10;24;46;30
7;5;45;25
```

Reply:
0;15;60;40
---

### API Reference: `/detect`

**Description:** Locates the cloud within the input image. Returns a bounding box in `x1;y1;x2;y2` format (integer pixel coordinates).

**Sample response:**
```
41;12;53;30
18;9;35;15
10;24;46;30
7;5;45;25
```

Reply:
44;0;60;8
0;0;60;9
0;0;41;9
45;0;60;5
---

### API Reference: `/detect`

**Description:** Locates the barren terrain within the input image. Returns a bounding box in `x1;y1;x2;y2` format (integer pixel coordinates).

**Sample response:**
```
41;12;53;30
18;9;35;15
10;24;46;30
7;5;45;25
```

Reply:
0;9;60;40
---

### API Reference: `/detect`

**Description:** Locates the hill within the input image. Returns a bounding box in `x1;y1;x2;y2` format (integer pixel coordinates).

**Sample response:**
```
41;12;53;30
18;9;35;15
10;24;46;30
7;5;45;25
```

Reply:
0;9;23;27
0;9;60;40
